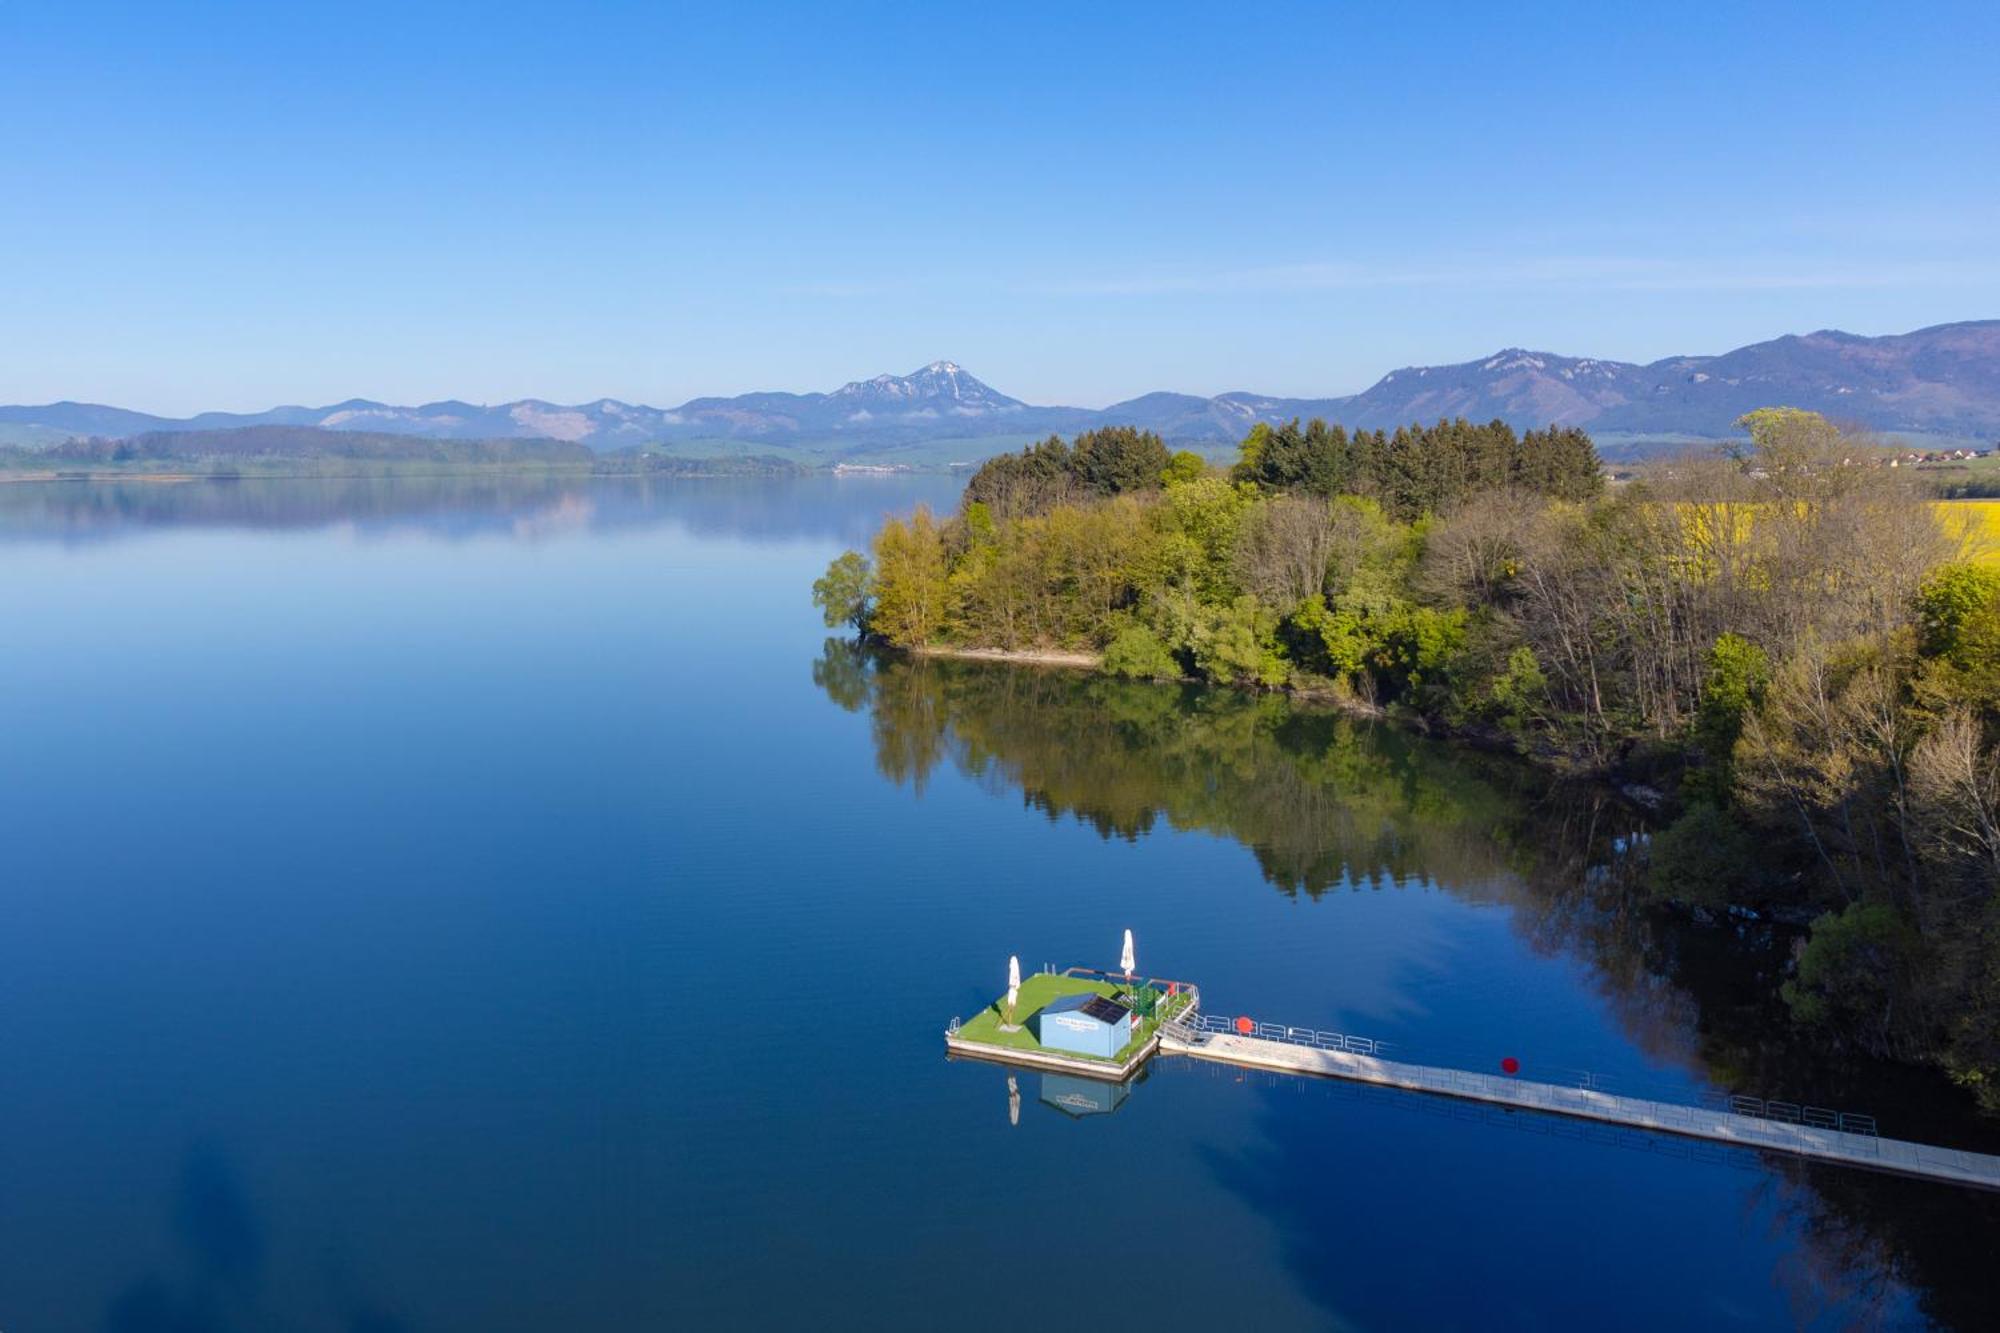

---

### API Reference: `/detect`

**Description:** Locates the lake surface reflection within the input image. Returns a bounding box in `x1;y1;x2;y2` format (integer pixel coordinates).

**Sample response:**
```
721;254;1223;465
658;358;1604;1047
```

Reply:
0;474;1994;1331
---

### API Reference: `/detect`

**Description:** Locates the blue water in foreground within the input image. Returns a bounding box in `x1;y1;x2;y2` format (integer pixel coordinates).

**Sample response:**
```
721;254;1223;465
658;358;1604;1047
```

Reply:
0;475;1991;1331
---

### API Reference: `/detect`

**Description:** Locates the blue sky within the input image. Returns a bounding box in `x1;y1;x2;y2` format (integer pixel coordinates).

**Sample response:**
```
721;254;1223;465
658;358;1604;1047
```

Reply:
3;1;1996;413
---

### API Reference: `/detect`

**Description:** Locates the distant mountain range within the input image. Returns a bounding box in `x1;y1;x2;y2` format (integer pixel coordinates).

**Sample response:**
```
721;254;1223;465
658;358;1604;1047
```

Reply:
5;321;1996;460
1087;321;2000;449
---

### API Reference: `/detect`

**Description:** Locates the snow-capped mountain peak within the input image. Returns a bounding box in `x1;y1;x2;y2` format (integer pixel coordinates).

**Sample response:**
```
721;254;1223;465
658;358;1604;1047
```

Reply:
829;361;1023;411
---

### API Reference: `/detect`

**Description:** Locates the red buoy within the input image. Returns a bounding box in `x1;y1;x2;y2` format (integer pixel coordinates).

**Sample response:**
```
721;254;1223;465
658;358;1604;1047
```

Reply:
1500;1056;1521;1075
1235;1015;1255;1036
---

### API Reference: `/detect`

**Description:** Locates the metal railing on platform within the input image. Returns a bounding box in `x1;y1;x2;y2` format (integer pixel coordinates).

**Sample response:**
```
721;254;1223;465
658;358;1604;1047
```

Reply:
1168;1010;1392;1057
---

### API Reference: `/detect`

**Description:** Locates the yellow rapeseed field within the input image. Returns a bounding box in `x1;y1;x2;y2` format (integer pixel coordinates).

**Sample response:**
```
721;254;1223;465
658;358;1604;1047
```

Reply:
1668;500;2000;571
1934;501;2000;567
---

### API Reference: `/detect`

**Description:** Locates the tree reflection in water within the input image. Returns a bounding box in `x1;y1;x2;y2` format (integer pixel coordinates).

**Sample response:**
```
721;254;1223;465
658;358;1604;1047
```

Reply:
816;642;2000;1330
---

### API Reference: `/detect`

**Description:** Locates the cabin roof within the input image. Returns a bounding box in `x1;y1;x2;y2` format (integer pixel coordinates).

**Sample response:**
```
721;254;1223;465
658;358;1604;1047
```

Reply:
1044;993;1131;1026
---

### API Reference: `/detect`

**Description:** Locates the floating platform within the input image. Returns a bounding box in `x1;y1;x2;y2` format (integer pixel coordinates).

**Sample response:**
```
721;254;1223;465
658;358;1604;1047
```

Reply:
944;968;1191;1083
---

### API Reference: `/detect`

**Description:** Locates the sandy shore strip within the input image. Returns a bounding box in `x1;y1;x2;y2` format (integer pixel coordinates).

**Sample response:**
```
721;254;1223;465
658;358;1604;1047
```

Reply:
906;644;1103;670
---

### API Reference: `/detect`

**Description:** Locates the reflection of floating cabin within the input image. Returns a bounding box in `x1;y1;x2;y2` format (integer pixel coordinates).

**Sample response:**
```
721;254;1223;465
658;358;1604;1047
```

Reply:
1031;993;1134;1059
1040;1072;1130;1118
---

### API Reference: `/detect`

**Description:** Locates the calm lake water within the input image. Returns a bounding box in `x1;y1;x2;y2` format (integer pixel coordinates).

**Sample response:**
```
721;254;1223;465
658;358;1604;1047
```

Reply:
2;473;1996;1331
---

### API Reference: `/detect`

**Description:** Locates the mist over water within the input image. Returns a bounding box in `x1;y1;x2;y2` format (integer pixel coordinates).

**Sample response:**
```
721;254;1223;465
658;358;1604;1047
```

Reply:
0;474;1993;1331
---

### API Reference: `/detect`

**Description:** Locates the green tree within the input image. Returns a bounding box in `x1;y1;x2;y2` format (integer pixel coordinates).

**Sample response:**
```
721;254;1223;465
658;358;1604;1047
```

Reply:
1914;564;2000;719
1783;901;1927;1055
1070;426;1170;497
1289;594;1376;683
1151;475;1251;602
1372;603;1469;702
963;428;1169;519
811;549;874;634
1162;450;1207;486
1234;422;1273;478
1518;426;1604;501
1232;417;1350;496
1686;632;1771;804
1191;596;1289;687
1645;803;1759;907
1735;406;1845;467
1489;645;1551;740
962;435;1077;519
870;506;950;646
1103;623;1182;681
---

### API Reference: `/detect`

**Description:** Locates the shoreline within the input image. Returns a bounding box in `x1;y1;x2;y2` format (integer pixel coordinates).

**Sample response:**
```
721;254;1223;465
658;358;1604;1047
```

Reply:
906;644;1104;669
0;470;214;485
0;466;601;486
0;463;801;486
901;641;1401;719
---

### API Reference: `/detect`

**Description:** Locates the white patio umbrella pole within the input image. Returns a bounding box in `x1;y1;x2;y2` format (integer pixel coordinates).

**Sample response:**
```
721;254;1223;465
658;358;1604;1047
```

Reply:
1119;928;1138;1018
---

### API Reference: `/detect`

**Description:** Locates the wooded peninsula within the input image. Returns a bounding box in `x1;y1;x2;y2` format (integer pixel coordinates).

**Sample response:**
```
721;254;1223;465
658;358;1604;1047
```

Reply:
815;412;2000;1103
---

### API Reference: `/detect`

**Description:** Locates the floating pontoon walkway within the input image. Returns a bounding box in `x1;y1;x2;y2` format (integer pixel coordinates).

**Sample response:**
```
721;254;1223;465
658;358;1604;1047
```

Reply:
1157;1020;2000;1192
945;969;2000;1189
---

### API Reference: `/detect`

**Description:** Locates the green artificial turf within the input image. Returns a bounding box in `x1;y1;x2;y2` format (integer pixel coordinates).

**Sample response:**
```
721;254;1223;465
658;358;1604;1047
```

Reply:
952;971;1191;1064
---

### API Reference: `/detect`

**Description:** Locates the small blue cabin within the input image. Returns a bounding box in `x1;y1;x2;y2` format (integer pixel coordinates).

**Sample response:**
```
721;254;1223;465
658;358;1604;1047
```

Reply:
1032;992;1134;1059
